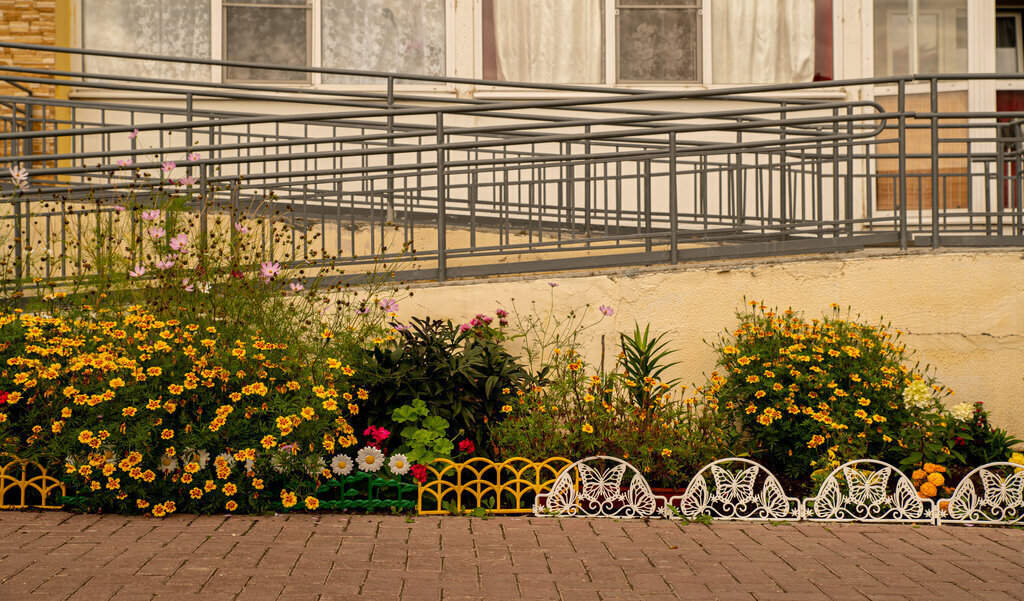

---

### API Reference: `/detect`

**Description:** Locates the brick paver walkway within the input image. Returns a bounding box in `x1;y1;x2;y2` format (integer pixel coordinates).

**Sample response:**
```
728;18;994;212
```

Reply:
1;512;1023;601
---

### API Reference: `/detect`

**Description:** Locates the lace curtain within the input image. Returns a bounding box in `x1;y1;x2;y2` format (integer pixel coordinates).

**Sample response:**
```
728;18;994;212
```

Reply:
711;0;815;84
491;0;604;84
321;0;445;84
82;0;211;80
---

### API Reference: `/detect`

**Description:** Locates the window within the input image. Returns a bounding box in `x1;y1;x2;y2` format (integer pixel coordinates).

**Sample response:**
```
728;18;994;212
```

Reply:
322;0;446;84
874;0;967;77
81;0;211;80
81;0;447;85
482;0;831;85
996;12;1024;73
223;0;311;82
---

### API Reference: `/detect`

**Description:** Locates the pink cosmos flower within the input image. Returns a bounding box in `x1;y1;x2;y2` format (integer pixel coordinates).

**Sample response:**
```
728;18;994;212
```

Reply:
234;222;249;234
113;205;126;212
187;152;201;161
116;158;132;168
160;161;176;173
141;209;161;221
8;165;28;192
169;233;189;252
155;257;175;270
128;128;139;140
289;282;304;292
147;226;166;239
176;176;197;186
378;298;398;313
260;261;281;281
548;282;558;287
182;278;194;292
599;305;614;316
128;265;146;278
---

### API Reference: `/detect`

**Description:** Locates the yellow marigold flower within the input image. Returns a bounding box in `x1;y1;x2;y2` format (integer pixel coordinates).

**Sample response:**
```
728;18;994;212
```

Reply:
184;462;200;474
223;483;237;496
137;499;150;509
347;403;359;415
204;480;217;492
871;414;886;423
122;407;137;417
341;365;355;376
746;375;760;384
260;435;277;449
300;407;316;421
168;384;183;395
304;496;319;510
807;435;826;448
661;448;672;457
501;404;513;413
182;474;194;484
78;430;94;444
189;488;203;499
161;429;174;440
225;501;238;511
754;390;767;399
109;378;125;389
582;423;594;434
918;482;938;498
142;470;156;483
252;478;264;490
322;399;338;411
357;388;369;400
281;490;298;508
745;404;757;414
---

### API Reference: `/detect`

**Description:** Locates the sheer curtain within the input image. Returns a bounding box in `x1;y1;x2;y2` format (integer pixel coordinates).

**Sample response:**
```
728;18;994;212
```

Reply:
82;0;211;80
321;0;446;84
711;0;814;84
492;0;603;84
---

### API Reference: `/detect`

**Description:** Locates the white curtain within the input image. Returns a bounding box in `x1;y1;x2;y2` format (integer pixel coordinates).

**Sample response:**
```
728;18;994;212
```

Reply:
492;0;603;84
711;0;815;84
322;0;446;84
82;0;211;80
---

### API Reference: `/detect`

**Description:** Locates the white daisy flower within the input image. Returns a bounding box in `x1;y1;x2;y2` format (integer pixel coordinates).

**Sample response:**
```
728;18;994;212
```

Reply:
356;446;385;473
331;454;353;476
388;453;411;476
157;454;178;474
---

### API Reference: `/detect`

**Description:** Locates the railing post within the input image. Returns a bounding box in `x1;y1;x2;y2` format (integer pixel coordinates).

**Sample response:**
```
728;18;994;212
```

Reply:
643;159;652;253
436;111;447;282
386;76;395;223
669;132;678;265
898;80;909;250
929;77;939;248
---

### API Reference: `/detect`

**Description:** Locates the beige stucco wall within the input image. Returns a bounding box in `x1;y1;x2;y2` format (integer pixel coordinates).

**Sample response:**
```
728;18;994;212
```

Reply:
397;249;1024;436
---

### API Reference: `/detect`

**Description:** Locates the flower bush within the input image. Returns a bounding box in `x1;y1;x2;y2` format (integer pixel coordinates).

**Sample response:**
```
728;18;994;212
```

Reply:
708;302;1021;482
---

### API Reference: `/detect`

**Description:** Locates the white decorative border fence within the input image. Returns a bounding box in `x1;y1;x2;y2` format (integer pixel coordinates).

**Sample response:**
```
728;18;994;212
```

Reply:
533;456;1024;526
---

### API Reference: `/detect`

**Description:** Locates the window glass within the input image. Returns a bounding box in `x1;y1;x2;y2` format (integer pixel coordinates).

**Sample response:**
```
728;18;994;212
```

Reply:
482;0;602;84
996;15;1021;73
874;0;967;77
617;0;700;82
224;0;310;81
322;0;445;84
711;0;816;84
82;0;211;80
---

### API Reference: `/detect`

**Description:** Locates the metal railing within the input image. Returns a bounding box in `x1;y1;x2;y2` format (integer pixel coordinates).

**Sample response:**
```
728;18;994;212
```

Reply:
2;43;1024;284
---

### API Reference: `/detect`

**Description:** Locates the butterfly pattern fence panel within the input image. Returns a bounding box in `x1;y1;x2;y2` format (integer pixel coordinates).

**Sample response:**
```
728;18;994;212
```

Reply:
670;458;801;521
936;462;1024;525
0;454;65;509
534;456;667;518
802;459;933;523
418;457;572;515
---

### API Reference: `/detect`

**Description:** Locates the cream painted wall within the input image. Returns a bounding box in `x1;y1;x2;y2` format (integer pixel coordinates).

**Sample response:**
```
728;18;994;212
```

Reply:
397;249;1024;436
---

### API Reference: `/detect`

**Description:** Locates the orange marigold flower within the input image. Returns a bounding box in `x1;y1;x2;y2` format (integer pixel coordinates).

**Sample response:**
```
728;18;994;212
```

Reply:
918;482;938;498
927;472;945;487
912;469;927;481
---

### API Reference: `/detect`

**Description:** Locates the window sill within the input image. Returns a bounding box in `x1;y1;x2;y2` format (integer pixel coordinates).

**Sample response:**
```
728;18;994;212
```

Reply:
471;86;850;101
67;85;458;101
